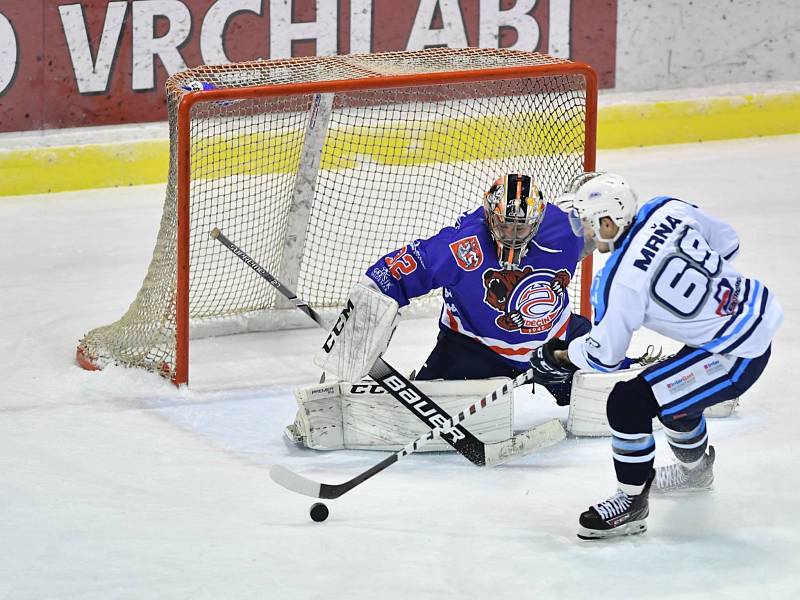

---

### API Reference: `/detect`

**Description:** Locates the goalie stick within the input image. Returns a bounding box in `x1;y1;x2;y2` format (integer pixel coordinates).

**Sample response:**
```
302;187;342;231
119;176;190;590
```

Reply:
270;370;566;498
211;227;564;467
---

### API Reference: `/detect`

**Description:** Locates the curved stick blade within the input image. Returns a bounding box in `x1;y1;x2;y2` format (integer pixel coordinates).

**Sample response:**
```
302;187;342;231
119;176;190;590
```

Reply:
270;464;323;498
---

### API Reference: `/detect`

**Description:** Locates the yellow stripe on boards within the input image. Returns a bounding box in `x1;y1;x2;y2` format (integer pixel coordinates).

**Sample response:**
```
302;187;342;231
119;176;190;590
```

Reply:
319;112;585;169
186;111;584;177
0;141;169;196
2;90;798;197
597;91;800;148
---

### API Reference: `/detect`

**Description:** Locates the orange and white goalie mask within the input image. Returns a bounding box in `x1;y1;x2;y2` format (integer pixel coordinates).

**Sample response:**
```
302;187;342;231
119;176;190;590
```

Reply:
483;173;546;269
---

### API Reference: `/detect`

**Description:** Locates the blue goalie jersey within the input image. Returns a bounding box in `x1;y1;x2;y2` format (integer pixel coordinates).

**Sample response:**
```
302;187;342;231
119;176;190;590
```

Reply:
365;206;585;368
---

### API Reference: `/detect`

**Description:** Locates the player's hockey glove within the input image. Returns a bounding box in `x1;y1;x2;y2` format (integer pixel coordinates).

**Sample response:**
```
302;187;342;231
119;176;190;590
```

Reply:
529;339;577;387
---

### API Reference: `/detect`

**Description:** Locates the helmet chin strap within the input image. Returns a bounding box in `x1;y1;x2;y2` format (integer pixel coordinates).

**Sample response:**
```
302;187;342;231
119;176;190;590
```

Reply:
595;224;626;252
599;234;616;252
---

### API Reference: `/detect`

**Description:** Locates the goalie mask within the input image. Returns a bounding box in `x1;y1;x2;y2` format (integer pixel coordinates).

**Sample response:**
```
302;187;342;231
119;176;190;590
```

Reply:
483;174;546;269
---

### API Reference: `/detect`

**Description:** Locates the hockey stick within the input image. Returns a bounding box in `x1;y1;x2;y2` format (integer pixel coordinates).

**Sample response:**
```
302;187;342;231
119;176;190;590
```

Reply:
211;227;566;466
270;370;566;498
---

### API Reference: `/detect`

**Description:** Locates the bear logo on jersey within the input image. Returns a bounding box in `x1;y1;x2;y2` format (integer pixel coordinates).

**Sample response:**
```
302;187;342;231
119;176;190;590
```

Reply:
449;235;484;271
483;267;570;335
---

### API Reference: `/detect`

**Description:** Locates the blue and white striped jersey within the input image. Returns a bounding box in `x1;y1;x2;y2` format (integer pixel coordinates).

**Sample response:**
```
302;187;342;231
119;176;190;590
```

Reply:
568;197;783;372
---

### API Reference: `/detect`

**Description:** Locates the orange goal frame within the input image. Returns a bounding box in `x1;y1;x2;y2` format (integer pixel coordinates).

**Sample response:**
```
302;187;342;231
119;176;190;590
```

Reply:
171;60;598;385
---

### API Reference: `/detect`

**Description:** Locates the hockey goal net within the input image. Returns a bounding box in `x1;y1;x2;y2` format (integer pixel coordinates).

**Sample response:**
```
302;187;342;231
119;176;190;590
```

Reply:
77;48;597;385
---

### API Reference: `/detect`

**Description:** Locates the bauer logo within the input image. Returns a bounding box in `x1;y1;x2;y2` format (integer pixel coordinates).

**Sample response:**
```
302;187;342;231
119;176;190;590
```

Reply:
381;375;465;443
449;235;484;271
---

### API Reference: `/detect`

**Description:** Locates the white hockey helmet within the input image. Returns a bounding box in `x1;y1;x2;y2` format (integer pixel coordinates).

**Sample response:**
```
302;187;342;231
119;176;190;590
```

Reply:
483;173;546;268
561;172;638;246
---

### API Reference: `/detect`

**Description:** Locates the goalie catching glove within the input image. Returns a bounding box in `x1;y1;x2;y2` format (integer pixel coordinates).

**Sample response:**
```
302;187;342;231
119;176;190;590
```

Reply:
529;339;577;386
313;279;401;382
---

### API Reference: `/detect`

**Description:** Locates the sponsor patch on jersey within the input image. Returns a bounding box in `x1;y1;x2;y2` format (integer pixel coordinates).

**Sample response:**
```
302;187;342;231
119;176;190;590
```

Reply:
368;264;393;291
665;372;696;395
483;266;569;336
702;358;726;377
449;236;484;271
714;277;742;316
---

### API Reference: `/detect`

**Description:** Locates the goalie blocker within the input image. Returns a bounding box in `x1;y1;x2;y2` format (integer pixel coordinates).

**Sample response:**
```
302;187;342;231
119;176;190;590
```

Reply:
314;280;400;383
288;378;514;452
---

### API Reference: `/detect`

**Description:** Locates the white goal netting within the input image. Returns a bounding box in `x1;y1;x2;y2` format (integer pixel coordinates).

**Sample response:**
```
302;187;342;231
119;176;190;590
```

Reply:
77;48;596;383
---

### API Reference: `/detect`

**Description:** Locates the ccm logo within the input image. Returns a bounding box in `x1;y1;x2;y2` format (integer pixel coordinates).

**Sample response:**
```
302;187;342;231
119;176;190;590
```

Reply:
350;384;386;394
383;375;465;443
322;299;355;353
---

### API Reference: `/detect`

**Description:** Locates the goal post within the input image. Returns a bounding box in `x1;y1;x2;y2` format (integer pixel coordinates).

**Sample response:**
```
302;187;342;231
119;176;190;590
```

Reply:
77;48;598;385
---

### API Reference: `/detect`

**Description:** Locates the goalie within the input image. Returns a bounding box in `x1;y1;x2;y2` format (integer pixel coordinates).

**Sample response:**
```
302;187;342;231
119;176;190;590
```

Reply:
294;173;653;454
315;173;593;405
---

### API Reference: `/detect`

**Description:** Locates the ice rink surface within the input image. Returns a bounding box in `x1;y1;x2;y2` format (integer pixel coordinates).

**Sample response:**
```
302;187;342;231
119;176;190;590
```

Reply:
1;135;799;599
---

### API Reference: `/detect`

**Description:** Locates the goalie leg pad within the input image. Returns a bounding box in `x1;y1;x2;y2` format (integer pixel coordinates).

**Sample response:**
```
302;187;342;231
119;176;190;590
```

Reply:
285;383;346;450
288;378;514;452
313;282;399;382
567;368;739;437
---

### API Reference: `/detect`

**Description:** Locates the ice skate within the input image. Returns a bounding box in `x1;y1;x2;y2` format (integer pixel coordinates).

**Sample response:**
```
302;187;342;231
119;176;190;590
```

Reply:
654;446;715;494
577;472;653;540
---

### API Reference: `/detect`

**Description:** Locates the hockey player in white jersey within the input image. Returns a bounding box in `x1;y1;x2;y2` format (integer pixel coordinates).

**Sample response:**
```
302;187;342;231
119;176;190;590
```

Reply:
529;172;783;540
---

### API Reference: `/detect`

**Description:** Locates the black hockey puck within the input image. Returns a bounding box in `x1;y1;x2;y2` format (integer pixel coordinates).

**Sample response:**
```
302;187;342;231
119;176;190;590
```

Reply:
309;502;329;522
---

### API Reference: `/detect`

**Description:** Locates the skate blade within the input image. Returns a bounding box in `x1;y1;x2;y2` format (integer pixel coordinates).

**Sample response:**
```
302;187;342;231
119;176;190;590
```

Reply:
577;519;647;540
